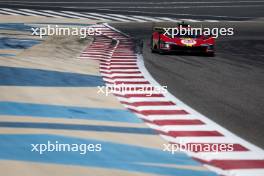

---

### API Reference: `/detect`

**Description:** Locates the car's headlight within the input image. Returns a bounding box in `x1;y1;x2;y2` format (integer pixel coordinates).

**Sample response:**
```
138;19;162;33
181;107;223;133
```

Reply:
164;43;170;48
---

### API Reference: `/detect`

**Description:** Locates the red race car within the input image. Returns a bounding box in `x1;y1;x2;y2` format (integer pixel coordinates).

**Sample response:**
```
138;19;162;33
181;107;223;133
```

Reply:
151;23;215;56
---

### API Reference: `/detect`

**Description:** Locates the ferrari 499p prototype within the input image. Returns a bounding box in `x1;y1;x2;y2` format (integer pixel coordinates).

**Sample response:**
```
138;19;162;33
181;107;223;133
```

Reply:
151;23;215;56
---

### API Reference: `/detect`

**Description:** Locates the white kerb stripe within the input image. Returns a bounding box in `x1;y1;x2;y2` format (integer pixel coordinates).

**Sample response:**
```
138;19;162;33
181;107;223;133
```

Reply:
191;151;264;161
141;114;198;120
147;123;213;132
227;169;264;176
124;105;182;111
160;135;237;144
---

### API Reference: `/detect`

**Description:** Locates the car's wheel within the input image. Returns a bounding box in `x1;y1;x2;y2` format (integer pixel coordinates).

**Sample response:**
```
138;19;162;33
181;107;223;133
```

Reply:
158;50;167;55
150;36;156;53
151;44;158;53
152;47;158;53
158;46;166;55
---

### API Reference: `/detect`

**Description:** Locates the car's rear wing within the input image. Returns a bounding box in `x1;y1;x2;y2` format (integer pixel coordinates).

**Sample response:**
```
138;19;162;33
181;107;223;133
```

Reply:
153;27;165;34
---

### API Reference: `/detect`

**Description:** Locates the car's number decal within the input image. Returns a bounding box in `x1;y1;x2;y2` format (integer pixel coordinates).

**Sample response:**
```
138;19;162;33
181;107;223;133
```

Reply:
181;38;197;46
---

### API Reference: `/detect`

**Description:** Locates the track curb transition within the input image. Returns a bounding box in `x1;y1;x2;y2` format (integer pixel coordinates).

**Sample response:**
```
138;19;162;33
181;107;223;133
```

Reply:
78;23;264;176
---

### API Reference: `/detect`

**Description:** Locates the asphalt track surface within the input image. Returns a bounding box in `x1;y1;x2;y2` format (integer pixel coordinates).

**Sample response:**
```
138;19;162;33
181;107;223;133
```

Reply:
0;0;264;21
112;21;264;148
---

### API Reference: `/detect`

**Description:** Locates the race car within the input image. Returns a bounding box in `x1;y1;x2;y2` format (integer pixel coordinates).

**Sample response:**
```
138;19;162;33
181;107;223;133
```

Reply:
150;23;215;56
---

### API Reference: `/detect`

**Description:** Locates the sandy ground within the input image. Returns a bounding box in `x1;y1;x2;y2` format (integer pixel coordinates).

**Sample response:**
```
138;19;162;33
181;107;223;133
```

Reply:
0;28;123;108
0;160;157;176
0;34;100;75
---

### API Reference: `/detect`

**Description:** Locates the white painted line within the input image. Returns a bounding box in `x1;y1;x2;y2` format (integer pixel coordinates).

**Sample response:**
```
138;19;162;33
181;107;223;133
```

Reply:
0;9;20;16
204;20;220;22
17;9;47;17
41;10;82;18
109;14;147;22
132;15;163;22
1;8;36;16
64;11;110;21
0;10;10;15
2;1;264;4
88;13;130;22
19;9;61;18
157;17;180;22
61;11;100;20
179;18;201;22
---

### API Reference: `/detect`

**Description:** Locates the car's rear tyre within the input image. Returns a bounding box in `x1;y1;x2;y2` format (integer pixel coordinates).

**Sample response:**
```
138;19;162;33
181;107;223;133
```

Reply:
151;44;158;53
150;36;155;53
158;50;164;54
